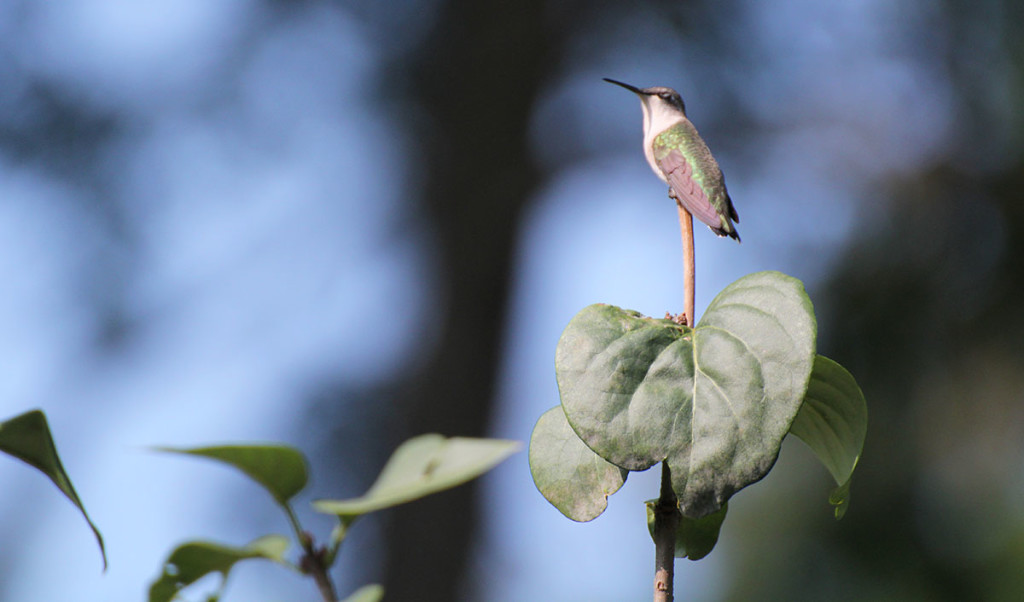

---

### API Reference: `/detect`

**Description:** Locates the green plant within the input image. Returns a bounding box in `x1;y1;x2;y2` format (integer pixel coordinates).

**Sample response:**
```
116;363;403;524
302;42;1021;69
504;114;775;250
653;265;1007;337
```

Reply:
0;409;106;568
529;206;868;600
149;434;519;602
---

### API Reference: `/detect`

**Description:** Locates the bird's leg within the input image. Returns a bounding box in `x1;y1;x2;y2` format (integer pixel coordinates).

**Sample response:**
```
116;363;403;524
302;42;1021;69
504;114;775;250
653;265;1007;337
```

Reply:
668;187;685;211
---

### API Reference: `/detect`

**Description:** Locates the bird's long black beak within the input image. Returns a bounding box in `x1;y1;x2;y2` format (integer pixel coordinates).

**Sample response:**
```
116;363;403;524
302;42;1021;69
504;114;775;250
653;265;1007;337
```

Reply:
603;78;644;94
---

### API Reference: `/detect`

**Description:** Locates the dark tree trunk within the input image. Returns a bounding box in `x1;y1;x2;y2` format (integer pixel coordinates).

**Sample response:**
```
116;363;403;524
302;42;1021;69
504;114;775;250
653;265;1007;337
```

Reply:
380;1;550;599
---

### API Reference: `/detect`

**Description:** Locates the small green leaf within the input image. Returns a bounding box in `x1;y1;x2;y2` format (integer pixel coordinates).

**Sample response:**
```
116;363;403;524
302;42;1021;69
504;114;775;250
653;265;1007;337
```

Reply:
557;271;816;518
789;355;868;518
0;409;106;569
341;584;385;602
155;445;308;506
313;434;519;518
148;535;289;602
646;500;727;560
529;407;627;522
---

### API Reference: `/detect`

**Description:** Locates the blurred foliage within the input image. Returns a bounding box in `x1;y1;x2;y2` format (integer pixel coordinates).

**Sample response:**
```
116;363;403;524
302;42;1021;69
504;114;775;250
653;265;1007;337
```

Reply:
723;168;1024;602
151;436;516;601
721;3;1024;599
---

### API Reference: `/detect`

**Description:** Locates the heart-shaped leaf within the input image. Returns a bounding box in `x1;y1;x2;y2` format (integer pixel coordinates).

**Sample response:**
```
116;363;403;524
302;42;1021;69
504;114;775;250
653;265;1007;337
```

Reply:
155;444;309;507
0;409;106;569
529;407;627;522
789;355;868;518
313;434;519;518
557;271;816;517
148;535;289;602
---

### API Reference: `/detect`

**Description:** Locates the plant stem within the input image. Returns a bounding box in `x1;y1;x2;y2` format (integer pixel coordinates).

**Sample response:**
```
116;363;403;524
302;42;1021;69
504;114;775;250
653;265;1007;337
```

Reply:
284;503;339;602
676;201;696;327
653;462;680;602
309;561;339;602
653;198;693;601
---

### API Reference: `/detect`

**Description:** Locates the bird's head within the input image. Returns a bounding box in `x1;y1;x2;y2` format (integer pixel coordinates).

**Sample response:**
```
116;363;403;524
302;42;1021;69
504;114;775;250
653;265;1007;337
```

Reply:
604;78;688;136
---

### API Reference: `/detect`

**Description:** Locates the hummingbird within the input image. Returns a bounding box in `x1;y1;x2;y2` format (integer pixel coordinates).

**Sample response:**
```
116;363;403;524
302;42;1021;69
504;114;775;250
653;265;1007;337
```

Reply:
604;78;739;241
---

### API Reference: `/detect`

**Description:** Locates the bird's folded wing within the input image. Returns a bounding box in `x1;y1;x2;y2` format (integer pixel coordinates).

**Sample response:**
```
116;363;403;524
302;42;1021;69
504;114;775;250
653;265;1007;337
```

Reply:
657;150;721;228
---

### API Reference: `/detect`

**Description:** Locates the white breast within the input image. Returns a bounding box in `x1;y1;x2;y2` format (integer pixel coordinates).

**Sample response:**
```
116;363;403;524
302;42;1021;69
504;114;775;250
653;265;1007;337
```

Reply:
640;97;686;183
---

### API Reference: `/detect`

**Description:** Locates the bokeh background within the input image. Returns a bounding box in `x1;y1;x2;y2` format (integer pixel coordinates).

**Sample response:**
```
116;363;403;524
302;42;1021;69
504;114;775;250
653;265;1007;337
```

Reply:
1;1;1023;600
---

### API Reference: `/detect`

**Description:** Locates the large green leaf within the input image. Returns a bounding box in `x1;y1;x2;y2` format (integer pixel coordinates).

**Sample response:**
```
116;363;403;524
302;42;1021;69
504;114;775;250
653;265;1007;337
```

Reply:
148;535;289;602
557;271;816;517
529;407;627;522
313;434;519;518
0;409;106;569
155;444;308;506
789;355;868;518
646;500;727;560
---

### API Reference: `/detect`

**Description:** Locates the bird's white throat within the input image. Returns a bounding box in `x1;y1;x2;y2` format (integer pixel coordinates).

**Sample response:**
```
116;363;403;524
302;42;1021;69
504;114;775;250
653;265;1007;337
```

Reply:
640;96;686;182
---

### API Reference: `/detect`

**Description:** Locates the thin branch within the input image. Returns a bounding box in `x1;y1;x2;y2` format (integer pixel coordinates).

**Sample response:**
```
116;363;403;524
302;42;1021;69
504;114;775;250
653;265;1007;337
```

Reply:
302;546;339;602
284;503;339;602
653;462;680;602
676;201;696;327
652;198;695;602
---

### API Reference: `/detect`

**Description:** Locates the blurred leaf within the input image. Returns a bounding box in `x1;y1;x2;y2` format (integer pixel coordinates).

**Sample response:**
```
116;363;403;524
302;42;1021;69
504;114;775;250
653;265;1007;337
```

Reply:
341;584;384;602
313;434;519;518
0;409;106;569
789;355;868;518
148;535;289;602
557;271;816;517
529;407;628;522
155;444;308;506
646;500;727;560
